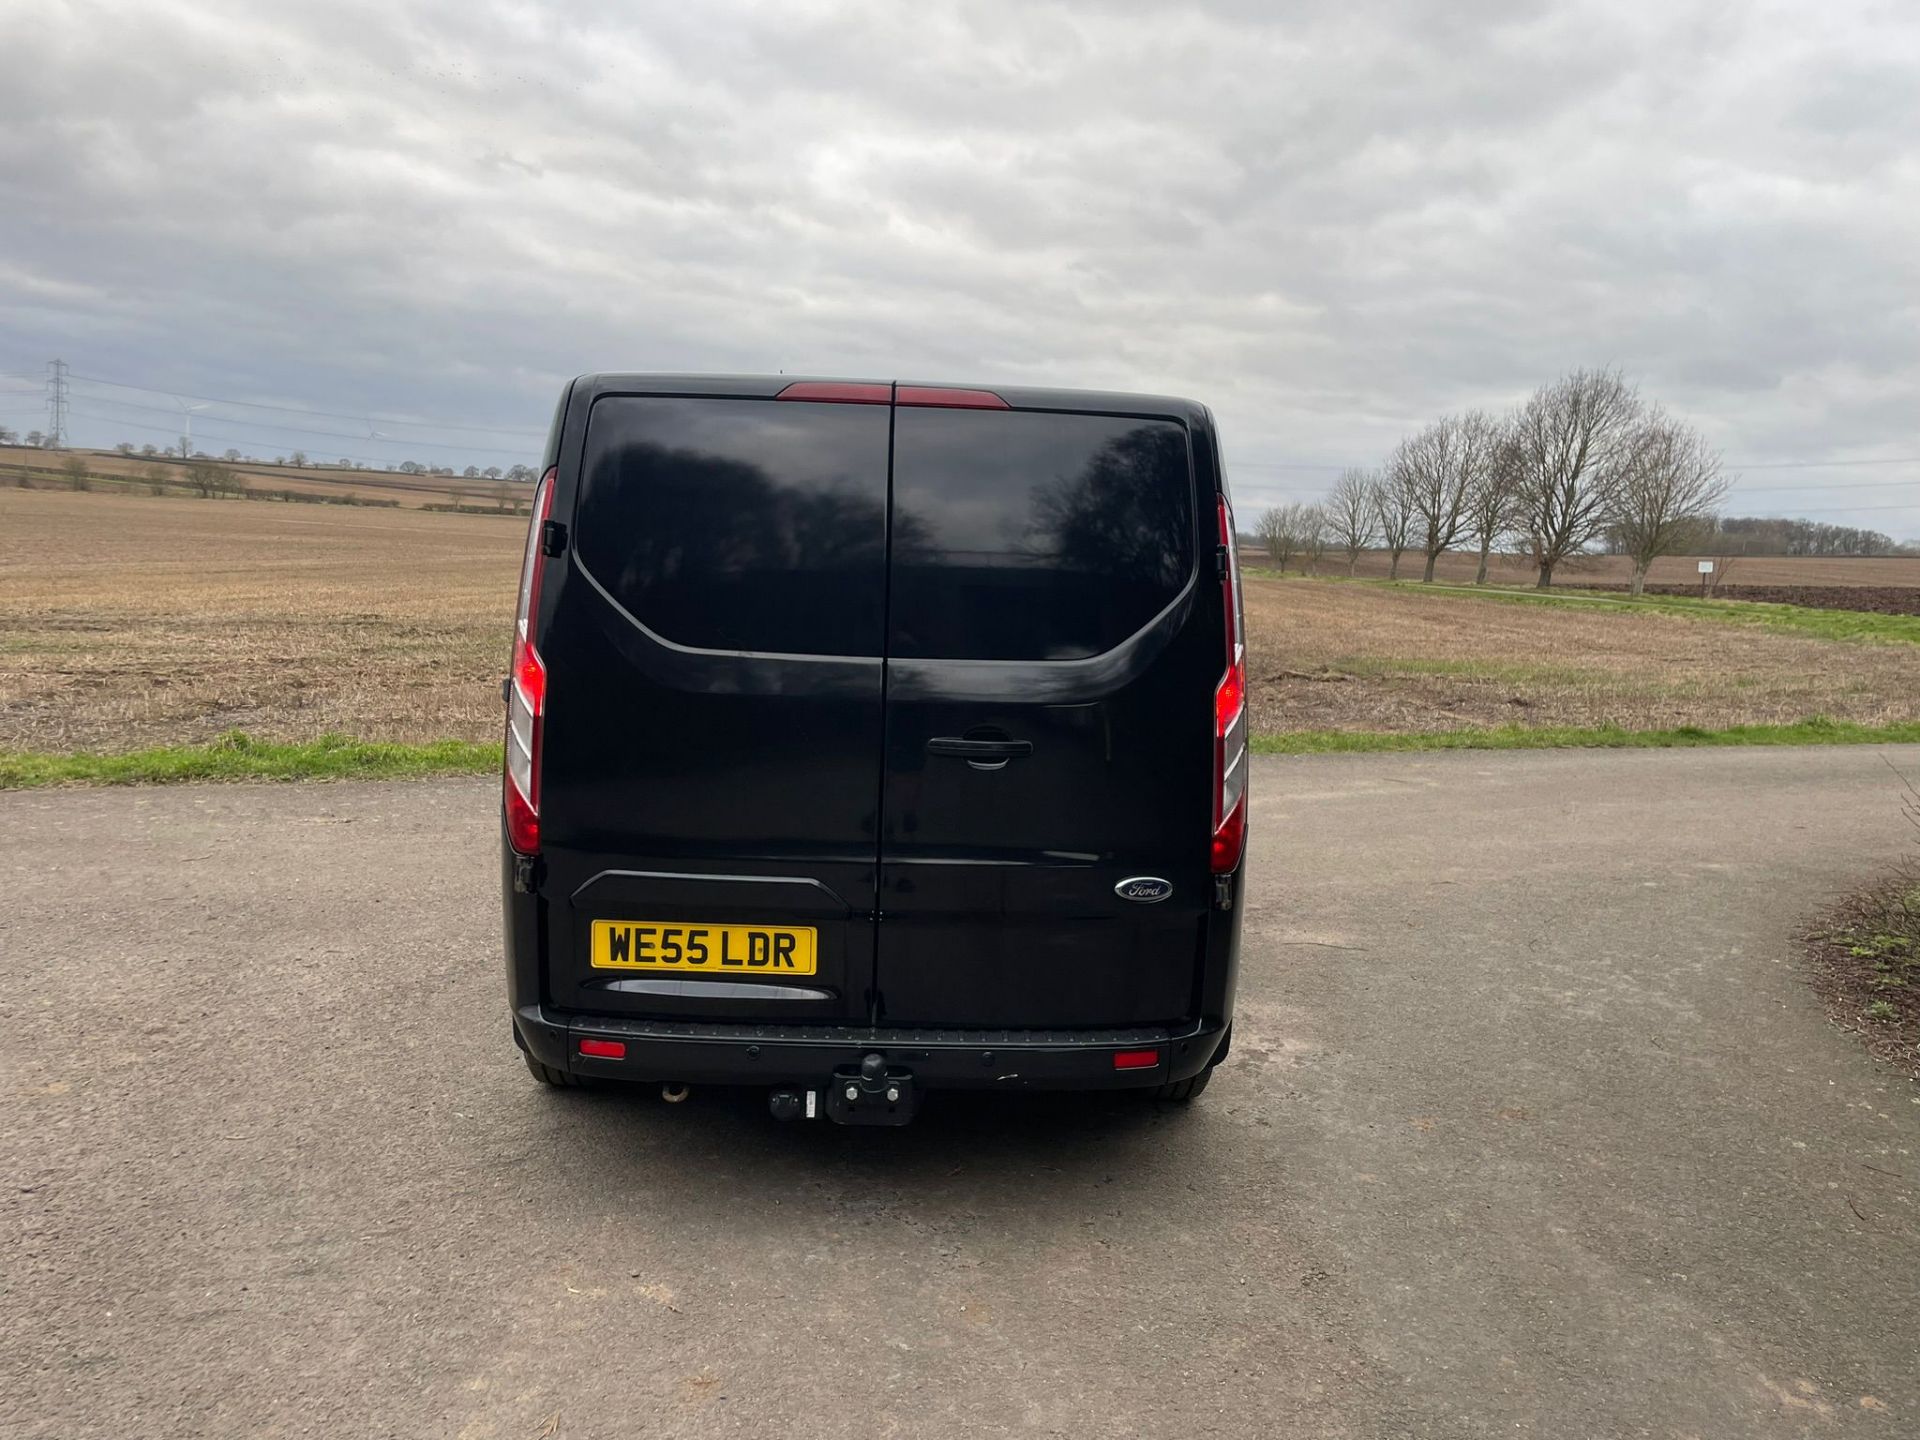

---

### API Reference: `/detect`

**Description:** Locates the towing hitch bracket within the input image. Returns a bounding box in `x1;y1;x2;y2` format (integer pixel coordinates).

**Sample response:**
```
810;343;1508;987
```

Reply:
824;1051;918;1127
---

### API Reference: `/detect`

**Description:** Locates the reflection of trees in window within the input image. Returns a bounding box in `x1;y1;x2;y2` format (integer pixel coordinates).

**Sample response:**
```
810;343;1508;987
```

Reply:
586;442;891;587
580;439;910;654
1026;424;1191;587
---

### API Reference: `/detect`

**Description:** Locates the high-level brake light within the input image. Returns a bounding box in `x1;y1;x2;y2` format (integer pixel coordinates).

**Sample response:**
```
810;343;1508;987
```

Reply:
1212;495;1248;874
774;381;891;404
895;385;1010;409
774;382;1012;409
504;467;555;855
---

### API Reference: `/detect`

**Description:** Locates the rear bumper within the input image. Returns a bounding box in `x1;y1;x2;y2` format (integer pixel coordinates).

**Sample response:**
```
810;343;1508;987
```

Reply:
513;1004;1230;1091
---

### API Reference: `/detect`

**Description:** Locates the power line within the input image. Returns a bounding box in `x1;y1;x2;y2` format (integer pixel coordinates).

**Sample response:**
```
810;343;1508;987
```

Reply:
1229;460;1350;471
1730;456;1920;469
1719;502;1919;514
66;371;546;438
1724;478;1920;494
68;389;533;457
1232;455;1920;473
63;409;530;471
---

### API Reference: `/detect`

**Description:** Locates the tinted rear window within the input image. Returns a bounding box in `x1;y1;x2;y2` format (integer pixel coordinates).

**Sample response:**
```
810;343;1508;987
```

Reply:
575;396;890;656
889;409;1195;660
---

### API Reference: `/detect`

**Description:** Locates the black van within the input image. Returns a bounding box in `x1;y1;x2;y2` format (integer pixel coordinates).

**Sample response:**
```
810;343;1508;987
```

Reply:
501;376;1247;1124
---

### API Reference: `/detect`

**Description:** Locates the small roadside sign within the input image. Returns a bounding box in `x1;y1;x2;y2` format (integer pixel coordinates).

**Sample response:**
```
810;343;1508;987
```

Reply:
1698;560;1714;574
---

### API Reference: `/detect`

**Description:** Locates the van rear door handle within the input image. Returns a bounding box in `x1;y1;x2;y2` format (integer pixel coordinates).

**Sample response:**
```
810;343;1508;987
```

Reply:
927;737;1033;760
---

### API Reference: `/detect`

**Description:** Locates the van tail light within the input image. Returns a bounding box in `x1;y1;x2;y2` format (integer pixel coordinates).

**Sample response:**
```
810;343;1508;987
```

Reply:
1212;495;1248;874
505;467;556;854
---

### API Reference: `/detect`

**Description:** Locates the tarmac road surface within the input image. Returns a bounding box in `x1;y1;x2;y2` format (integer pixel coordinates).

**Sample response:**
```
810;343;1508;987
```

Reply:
4;747;1918;1438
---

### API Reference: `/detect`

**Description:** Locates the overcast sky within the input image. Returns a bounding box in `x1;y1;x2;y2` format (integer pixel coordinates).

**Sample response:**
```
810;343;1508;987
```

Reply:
2;0;1915;532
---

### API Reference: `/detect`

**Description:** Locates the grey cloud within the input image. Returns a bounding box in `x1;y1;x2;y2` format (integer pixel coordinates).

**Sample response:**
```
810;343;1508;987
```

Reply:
0;0;1914;529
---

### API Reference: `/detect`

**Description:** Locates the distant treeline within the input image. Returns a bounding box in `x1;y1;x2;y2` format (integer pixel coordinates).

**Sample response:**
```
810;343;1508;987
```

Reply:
1689;516;1911;558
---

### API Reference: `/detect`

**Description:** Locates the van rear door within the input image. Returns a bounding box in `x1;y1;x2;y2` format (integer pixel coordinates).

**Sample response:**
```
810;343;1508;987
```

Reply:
874;398;1216;1029
536;387;890;1025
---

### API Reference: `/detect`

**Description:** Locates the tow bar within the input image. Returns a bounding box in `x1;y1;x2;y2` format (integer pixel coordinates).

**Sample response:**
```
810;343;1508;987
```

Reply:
769;1052;919;1127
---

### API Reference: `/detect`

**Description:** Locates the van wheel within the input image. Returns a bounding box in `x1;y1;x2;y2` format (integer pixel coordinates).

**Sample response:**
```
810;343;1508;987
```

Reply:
523;1053;585;1088
1155;1067;1213;1102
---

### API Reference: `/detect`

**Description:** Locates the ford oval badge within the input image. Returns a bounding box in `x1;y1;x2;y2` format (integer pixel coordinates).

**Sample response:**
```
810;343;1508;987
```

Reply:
1115;876;1173;903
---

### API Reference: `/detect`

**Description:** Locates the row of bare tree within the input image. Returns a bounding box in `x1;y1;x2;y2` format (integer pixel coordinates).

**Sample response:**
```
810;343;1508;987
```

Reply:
1255;368;1731;593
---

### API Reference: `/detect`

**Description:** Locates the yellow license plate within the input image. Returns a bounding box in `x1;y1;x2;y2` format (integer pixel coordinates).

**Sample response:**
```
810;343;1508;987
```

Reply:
590;921;818;976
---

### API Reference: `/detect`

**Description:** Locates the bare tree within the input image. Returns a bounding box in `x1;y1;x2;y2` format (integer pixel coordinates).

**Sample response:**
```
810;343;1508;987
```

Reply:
1508;368;1642;588
1299;503;1330;574
1369;473;1415;580
1325;469;1376;576
1612;411;1731;596
0;426;16;444
1255;503;1301;572
1463;425;1521;584
176;435;192;460
1701;549;1739;596
1391;412;1494;582
61;454;92;491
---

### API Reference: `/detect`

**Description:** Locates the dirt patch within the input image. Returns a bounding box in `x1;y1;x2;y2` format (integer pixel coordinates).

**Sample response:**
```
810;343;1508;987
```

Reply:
1566;584;1920;616
1802;882;1920;1082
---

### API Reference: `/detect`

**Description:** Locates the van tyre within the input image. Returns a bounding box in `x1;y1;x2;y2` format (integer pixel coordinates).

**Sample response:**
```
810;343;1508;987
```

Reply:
523;1053;585;1088
1155;1067;1213;1102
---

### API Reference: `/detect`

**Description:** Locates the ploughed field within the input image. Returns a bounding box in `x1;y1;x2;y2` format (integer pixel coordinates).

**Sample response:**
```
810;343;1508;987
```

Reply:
1239;577;1920;736
1266;547;1920;598
4;488;1919;752
0;489;524;751
1;443;531;512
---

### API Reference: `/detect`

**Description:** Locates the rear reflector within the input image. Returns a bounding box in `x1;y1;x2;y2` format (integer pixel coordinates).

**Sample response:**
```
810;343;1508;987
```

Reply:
1113;1049;1161;1071
775;381;890;405
578;1038;626;1060
896;385;1010;409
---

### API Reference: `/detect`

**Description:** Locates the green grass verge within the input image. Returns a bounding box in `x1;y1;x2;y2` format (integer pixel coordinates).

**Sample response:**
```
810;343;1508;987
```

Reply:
0;730;502;789
1254;572;1920;645
5;718;1918;790
1253;716;1920;755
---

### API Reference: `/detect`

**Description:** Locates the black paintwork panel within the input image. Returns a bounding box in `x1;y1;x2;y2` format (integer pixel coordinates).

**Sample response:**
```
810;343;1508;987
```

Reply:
504;376;1243;1055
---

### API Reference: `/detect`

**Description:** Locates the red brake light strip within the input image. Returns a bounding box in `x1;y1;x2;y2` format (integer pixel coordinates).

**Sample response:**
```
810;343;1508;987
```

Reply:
895;386;1010;409
774;381;891;405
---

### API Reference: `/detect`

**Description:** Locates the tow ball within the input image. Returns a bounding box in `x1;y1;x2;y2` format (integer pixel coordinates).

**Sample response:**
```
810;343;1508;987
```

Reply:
768;1052;919;1127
